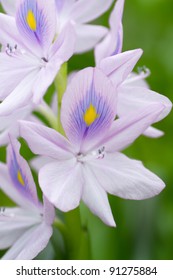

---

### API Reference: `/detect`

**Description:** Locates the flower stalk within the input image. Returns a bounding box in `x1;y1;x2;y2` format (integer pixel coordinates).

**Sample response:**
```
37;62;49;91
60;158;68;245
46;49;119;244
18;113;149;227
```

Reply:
37;103;58;130
64;207;91;260
54;62;68;134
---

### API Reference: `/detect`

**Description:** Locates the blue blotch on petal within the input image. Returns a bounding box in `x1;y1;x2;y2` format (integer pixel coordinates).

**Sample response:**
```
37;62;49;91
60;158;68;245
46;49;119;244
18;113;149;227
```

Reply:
70;82;114;144
16;0;52;50
9;147;34;202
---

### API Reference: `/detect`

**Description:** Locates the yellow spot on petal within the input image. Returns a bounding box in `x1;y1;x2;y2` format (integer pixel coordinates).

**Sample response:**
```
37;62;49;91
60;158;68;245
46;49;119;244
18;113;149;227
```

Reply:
17;171;25;186
83;104;99;127
26;10;37;31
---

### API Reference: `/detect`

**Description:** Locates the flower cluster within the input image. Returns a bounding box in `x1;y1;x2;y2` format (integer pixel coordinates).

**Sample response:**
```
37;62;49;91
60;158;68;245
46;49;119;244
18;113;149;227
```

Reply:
0;0;172;260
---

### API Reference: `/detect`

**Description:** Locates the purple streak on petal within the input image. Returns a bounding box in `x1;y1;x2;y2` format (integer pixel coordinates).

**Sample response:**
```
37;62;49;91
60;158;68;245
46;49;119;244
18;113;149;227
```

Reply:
111;27;123;56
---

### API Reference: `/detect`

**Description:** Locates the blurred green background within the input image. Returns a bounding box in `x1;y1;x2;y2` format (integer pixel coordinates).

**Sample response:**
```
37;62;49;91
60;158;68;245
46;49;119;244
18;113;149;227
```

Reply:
0;0;173;260
69;0;173;260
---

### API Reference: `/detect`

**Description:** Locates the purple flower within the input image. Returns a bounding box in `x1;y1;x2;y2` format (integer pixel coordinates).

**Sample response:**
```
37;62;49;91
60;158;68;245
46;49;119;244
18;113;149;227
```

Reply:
20;67;165;226
0;0;75;116
0;137;55;259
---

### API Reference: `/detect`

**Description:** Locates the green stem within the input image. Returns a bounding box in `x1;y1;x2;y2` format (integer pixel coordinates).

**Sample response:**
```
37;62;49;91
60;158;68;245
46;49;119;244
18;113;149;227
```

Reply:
54;62;67;134
78;227;91;260
53;218;68;238
64;208;91;260
64;208;82;259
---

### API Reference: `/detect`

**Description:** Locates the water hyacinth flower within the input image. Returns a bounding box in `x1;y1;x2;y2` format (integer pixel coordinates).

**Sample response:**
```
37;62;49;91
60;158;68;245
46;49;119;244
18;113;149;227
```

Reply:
0;137;55;259
20;68;165;226
55;0;114;53
95;0;172;138
1;0;114;54
0;0;75;116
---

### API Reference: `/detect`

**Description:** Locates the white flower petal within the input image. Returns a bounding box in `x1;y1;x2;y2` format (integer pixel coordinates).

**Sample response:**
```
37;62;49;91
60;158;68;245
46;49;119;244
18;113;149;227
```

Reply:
32;64;60;104
0;207;41;250
93;104;165;153
70;0;113;24
75;24;108;53
0;52;38;100
143;126;164;138
87;152;165;200
0;13;22;47
0;105;33;146
0;71;38;116
39;159;83;212
82;164;116;227
95;0;125;64
19;121;74;160
50;23;76;62
2;222;52;260
118;85;172;123
99;49;143;87
43;196;55;226
1;0;16;15
30;156;52;172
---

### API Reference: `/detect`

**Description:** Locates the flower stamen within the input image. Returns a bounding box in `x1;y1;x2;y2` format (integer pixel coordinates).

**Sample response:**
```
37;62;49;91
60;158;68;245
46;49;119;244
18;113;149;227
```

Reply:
6;43;17;56
0;207;5;216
